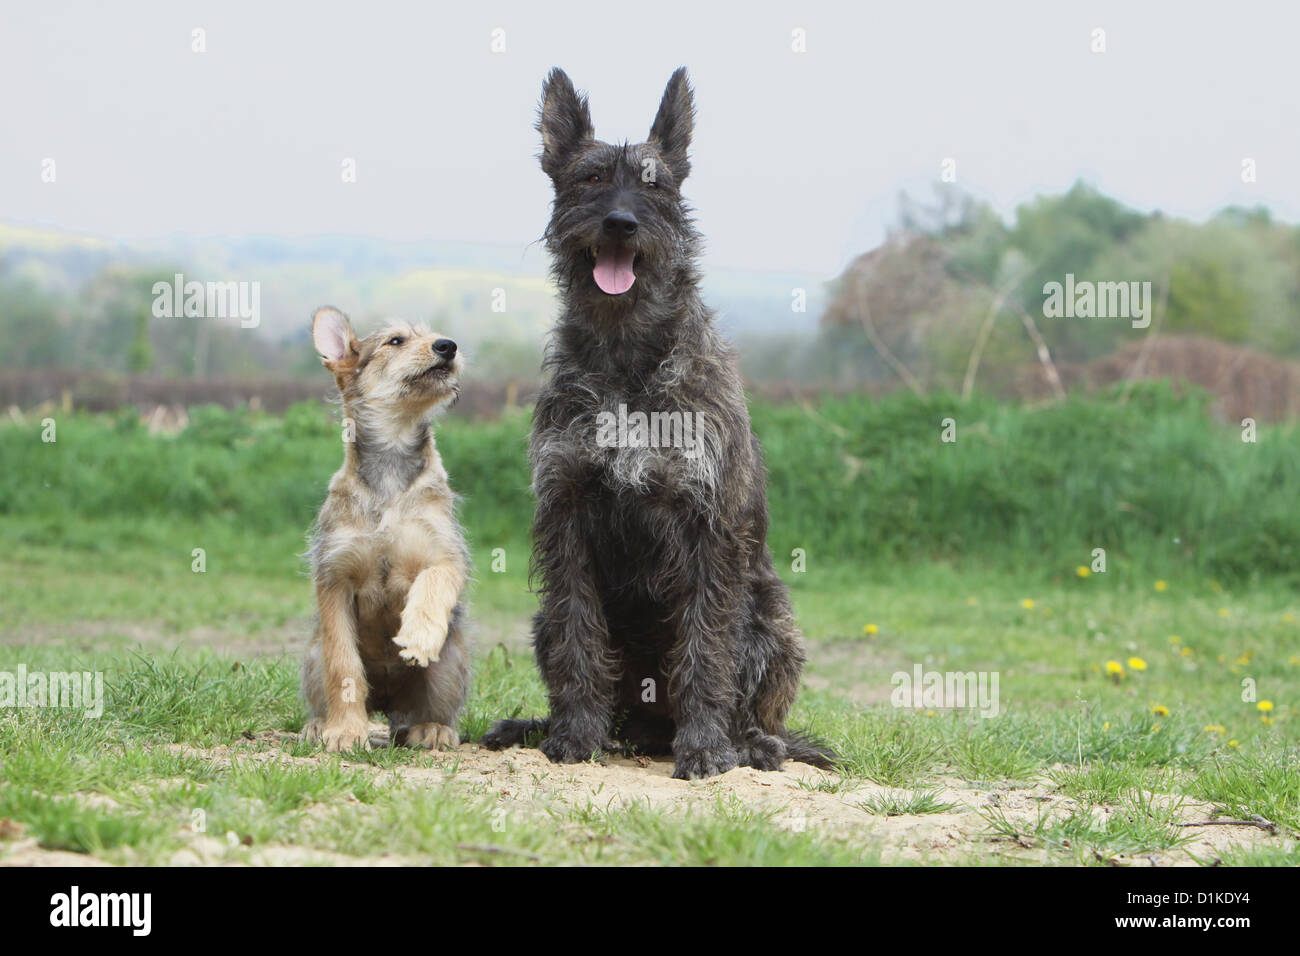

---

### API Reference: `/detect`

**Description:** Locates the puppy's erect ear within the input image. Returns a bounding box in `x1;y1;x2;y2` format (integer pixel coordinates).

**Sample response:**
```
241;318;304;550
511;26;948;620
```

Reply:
538;67;594;180
648;67;694;182
312;306;360;389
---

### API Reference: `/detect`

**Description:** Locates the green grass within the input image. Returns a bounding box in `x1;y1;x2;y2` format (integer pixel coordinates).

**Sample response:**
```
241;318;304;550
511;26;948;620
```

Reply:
0;551;1294;865
980;791;1195;865
857;790;957;816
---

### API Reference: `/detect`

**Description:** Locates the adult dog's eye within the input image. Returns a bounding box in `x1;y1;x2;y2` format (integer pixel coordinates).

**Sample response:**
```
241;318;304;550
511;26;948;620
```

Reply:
644;179;658;189
386;336;405;347
586;174;601;184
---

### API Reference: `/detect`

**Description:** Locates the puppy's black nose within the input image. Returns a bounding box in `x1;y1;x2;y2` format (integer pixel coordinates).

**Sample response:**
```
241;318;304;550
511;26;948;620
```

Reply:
602;210;638;237
432;338;457;358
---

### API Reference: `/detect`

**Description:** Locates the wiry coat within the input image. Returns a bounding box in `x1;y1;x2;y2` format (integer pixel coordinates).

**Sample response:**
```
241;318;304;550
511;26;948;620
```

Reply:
301;308;470;752
484;68;831;778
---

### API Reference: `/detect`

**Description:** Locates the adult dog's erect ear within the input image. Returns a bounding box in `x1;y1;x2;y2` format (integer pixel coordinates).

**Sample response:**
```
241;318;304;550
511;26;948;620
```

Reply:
648;67;694;182
538;67;594;180
312;306;360;390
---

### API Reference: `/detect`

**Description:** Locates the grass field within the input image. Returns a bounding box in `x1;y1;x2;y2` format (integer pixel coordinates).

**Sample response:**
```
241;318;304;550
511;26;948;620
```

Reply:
1;391;1297;866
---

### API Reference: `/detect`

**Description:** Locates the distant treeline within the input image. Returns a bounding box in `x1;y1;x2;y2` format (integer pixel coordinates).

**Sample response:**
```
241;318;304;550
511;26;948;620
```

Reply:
740;183;1300;404
6;184;1298;403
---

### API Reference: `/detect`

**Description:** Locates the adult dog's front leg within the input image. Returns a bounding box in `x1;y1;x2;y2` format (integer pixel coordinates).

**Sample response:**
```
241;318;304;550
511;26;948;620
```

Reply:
531;508;616;764
668;534;741;779
393;555;467;667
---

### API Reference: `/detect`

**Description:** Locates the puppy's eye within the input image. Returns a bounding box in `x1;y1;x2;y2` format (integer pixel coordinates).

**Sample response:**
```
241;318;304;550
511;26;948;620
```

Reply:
586;174;601;184
386;336;405;347
645;179;658;189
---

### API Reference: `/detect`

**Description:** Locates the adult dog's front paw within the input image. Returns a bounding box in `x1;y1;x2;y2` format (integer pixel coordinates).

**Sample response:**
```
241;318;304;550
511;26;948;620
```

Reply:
540;733;601;765
392;618;448;667
672;745;738;780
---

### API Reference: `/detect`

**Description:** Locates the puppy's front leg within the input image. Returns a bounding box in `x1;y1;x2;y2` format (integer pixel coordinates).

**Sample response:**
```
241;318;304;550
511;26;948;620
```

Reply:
393;555;466;667
317;581;371;752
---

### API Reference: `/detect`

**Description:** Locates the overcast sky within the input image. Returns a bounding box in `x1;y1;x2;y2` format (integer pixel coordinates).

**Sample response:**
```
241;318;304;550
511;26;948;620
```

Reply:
2;1;1296;279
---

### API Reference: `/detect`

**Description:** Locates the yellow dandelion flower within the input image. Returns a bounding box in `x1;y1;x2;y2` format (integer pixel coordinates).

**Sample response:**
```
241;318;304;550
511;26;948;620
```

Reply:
1289;656;1300;666
1104;660;1125;676
1228;740;1239;747
1283;612;1296;624
1128;657;1148;672
1152;704;1170;717
1102;721;1110;731
925;710;936;717
1168;635;1182;645
1203;725;1225;734
862;623;879;636
1181;647;1194;657
1218;608;1230;618
1154;580;1168;592
1257;700;1274;713
1020;599;1035;609
1076;566;1091;578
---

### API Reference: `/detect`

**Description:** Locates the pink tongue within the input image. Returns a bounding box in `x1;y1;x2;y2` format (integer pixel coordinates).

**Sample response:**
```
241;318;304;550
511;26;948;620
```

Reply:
593;247;636;294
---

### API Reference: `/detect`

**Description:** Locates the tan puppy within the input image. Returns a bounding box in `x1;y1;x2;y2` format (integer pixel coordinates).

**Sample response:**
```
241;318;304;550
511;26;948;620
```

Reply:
301;306;470;752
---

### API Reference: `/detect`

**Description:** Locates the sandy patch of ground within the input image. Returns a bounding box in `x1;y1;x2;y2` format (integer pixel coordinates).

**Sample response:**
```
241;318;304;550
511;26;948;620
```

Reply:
132;728;1286;867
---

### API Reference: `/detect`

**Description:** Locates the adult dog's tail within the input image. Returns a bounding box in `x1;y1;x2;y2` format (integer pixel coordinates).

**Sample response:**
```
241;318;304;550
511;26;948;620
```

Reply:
481;716;549;750
784;729;837;770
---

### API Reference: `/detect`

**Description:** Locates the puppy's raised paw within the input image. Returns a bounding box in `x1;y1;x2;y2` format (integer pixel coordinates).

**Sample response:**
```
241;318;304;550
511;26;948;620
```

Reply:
392;620;447;668
396;722;459;750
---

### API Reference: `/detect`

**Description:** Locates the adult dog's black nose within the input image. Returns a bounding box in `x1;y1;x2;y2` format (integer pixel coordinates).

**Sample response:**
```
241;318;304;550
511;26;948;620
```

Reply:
602;210;638;237
432;338;457;358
